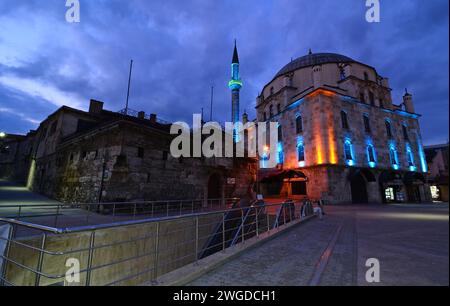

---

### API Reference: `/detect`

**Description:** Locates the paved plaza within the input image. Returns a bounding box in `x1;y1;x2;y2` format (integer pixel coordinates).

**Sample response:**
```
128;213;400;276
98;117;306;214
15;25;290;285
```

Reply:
188;203;449;286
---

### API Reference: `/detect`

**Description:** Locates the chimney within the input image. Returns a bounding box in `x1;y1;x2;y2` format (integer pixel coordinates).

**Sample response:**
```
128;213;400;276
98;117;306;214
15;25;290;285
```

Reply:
403;89;415;113
137;111;145;120
149;113;157;124
89;99;104;114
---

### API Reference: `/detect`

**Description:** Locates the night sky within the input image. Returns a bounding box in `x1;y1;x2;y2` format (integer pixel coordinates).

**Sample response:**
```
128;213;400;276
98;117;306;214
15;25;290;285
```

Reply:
0;0;448;145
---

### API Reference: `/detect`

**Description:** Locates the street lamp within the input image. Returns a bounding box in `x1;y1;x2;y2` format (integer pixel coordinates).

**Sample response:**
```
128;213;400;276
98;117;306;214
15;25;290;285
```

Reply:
0;132;6;138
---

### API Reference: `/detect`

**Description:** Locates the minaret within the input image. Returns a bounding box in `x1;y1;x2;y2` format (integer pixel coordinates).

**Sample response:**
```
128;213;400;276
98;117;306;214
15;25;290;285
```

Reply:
228;40;242;142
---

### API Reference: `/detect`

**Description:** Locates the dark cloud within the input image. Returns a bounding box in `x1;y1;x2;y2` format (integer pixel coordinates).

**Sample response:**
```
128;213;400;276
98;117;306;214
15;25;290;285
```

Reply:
0;0;448;144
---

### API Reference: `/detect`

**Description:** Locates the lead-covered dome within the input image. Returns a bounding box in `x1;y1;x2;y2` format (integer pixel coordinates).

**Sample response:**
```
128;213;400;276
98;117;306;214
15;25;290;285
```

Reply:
275;52;354;78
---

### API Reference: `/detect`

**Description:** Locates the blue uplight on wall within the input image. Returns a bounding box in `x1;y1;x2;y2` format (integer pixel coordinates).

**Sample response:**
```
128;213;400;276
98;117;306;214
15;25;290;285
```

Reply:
406;144;416;172
277;142;284;164
297;136;305;167
366;139;377;168
344;138;355;166
389;142;400;170
415;133;428;173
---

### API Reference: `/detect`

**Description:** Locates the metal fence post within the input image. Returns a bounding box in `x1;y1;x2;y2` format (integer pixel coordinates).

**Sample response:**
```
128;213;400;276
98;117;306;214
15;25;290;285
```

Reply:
112;203;116;221
283;203;286;226
34;233;47;286
153;222;160;281
255;207;259;237
133;203;137;220
85;231;96;286
166;202;169;217
267;207;270;232
151;203;154;218
179;201;182;216
17;206;22;219
241;209;245;243
54;205;60;228
0;224;15;286
222;213;226;251
195;216;199;262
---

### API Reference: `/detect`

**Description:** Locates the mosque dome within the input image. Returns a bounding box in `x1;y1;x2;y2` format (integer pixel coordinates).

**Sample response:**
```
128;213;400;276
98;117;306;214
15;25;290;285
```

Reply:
275;52;355;78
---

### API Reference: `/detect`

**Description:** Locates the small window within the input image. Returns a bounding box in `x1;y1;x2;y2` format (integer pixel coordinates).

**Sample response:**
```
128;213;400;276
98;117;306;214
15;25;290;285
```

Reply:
363;115;371;134
137;147;144;158
364;72;369;81
269;105;274;117
298;144;305;162
360;93;365;103
402;125;409;141
69;153;74;162
341;111;349;129
367;145;376;163
277;104;281;114
385;120;392;138
162;151;168;161
263;112;267;121
82;151;87;159
296;116;303;134
339;67;346;80
270;87;274;95
344;141;353;161
369;91;375;106
49;121;57;136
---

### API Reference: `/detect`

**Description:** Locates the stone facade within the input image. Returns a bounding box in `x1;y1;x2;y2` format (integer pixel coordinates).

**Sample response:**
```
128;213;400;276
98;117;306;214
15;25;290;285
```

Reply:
20;100;257;203
425;143;449;202
255;52;431;204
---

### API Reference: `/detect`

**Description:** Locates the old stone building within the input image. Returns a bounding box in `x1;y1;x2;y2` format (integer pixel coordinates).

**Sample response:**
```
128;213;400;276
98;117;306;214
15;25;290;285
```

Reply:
425;143;449;202
255;51;431;204
0;131;36;184
23;100;257;203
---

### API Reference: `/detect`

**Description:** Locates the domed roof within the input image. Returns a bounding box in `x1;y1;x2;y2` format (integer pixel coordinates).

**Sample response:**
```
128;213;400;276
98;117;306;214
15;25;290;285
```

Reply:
275;52;355;78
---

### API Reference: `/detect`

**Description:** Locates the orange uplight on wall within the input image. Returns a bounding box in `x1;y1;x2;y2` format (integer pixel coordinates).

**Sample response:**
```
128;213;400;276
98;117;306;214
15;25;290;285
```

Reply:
328;127;337;164
308;88;337;99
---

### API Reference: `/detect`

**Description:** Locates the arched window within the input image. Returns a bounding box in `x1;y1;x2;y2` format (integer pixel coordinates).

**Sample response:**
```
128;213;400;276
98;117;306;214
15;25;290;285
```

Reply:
298;143;305;162
296;116;303;134
360;93;366;103
389;147;398;167
277;125;283;141
402;124;409;141
277;143;284;165
341;111;349;129
406;146;415;167
269;105;274;117
277;104;281;114
263;112;267;121
369;91;375;106
270;87;274;95
367;145;376;163
364;72;369;81
385;120;392;138
344;140;353;161
363;115;371;134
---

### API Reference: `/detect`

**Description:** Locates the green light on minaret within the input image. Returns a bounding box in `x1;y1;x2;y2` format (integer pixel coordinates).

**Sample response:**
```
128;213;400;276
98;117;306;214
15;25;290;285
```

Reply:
229;40;242;142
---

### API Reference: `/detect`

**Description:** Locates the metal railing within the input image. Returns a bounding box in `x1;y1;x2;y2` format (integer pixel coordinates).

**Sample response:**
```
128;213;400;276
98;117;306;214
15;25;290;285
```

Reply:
0;198;235;233
0;200;316;286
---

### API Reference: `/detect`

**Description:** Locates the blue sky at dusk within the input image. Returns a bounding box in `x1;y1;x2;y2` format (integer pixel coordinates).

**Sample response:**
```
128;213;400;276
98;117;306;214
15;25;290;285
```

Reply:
0;0;448;145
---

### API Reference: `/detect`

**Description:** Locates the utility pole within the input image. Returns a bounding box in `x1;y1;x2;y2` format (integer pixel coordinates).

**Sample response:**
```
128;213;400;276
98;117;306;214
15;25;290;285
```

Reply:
125;59;133;115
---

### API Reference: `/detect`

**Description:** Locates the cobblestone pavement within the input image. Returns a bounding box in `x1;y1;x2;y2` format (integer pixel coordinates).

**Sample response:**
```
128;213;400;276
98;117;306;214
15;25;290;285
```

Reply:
188;203;449;286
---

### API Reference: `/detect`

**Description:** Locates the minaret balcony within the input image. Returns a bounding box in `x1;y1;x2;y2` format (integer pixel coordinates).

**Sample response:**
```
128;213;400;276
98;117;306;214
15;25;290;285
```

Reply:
228;79;243;90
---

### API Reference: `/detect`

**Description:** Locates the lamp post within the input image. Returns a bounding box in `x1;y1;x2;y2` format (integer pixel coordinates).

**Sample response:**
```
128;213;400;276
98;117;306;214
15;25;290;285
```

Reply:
0;132;6;138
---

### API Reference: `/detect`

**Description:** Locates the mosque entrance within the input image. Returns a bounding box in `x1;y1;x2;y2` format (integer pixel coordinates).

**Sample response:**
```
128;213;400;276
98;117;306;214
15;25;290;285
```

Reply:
350;173;368;204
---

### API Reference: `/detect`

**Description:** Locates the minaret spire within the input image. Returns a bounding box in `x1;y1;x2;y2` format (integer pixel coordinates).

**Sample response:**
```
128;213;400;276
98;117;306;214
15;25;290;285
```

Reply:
228;40;243;142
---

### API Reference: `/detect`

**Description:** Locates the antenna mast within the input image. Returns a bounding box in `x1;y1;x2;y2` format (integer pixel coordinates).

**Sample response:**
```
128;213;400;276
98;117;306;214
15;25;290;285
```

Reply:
125;59;133;115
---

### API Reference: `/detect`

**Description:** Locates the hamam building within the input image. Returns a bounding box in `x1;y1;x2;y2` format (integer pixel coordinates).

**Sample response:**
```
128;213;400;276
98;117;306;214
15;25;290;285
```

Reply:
256;52;431;204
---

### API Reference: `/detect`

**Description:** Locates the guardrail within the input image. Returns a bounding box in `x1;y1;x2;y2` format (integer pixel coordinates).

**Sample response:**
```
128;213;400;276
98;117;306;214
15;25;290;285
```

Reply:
0;200;316;286
0;198;236;230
